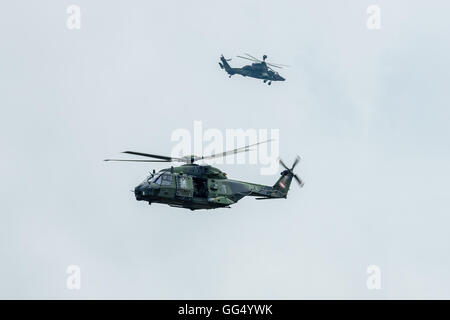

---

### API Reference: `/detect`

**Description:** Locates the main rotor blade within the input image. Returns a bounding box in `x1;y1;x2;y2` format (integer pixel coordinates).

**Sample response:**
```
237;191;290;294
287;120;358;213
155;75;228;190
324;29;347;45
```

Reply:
266;63;282;69
267;62;289;68
104;159;170;162
200;139;273;161
122;151;178;161
199;148;252;161
244;53;262;62
237;55;259;62
242;53;289;68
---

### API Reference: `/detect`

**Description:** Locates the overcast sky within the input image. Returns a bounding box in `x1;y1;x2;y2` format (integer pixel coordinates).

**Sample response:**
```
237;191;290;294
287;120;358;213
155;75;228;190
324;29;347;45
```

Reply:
1;0;450;299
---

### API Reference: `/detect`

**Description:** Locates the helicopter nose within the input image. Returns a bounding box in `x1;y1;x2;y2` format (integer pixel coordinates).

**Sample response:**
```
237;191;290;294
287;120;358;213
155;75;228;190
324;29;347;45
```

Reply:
134;183;149;200
278;75;285;81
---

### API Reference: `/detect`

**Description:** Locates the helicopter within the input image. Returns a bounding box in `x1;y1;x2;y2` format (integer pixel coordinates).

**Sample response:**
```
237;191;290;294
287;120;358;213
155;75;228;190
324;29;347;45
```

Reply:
104;141;303;211
219;53;288;85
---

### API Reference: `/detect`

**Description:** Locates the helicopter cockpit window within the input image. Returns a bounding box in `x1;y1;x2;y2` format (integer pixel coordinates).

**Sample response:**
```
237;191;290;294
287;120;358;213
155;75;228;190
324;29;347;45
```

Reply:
148;173;163;184
160;173;172;186
221;184;228;194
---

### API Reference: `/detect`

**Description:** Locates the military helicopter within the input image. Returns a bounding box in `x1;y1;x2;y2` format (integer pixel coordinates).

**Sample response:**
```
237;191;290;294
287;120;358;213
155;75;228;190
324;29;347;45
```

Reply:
104;141;303;211
219;53;288;85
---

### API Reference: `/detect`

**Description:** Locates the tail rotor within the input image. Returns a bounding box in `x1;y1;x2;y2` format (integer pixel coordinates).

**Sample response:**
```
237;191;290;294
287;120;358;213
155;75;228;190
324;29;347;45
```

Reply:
279;156;304;187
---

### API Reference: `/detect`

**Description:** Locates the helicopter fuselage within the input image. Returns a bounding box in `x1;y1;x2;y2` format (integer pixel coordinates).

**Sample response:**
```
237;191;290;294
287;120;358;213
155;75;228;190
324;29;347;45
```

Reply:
133;164;291;210
219;56;285;83
230;66;285;81
104;142;302;211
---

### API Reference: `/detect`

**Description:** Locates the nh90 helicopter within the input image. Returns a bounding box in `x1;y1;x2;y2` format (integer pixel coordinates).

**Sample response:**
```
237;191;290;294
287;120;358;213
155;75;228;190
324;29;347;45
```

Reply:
219;53;288;85
104;141;303;211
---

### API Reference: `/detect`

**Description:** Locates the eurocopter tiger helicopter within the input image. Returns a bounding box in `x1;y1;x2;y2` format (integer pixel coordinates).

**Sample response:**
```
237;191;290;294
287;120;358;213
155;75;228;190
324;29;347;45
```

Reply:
104;141;303;211
219;53;288;85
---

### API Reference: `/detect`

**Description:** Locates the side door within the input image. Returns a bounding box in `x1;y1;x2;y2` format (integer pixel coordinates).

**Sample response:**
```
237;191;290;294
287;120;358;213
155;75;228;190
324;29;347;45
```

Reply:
175;174;193;200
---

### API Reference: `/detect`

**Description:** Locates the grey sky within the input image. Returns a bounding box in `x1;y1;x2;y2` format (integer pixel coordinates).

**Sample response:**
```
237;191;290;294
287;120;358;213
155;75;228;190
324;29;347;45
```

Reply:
1;0;450;299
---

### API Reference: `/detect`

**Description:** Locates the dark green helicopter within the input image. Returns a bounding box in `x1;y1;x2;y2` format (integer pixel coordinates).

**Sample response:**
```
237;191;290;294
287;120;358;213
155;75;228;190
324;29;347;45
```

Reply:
219;53;288;85
104;141;303;211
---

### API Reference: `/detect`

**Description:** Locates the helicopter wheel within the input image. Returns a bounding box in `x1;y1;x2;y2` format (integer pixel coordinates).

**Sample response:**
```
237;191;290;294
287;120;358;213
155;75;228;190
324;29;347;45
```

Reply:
263;79;267;83
268;81;272;85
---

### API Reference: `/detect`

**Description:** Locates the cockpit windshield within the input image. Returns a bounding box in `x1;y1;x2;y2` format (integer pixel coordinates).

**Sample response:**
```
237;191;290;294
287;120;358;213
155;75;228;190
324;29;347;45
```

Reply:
147;172;163;183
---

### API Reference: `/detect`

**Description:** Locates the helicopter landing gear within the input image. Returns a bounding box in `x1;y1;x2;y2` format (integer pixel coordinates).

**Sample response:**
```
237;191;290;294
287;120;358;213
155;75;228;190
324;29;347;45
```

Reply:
263;79;267;83
229;75;232;78
268;81;272;85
